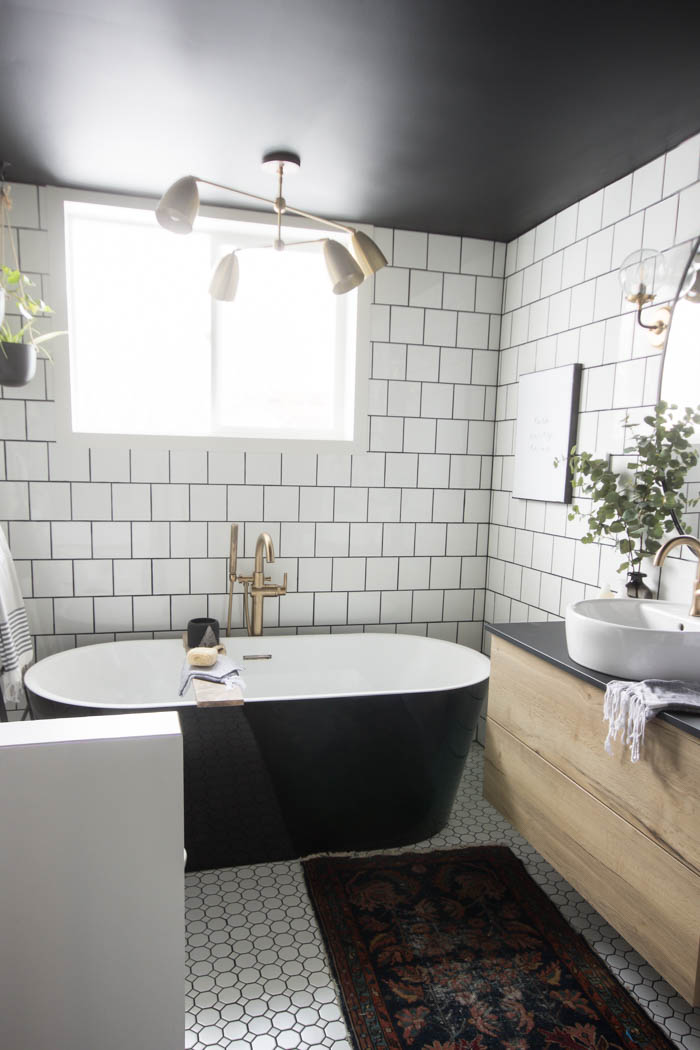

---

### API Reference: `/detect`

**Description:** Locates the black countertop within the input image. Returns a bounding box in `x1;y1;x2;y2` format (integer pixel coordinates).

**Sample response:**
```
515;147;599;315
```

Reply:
486;620;700;741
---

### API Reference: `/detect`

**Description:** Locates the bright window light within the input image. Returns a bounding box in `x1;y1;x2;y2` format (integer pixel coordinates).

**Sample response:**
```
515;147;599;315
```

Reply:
63;201;360;441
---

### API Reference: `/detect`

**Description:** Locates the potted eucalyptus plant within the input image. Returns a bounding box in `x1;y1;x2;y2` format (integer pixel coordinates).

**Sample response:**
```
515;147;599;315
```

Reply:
0;184;64;387
566;401;700;596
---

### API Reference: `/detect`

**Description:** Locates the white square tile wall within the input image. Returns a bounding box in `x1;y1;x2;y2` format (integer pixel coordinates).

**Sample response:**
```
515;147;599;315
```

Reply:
3;133;700;719
486;131;700;667
0;190;503;704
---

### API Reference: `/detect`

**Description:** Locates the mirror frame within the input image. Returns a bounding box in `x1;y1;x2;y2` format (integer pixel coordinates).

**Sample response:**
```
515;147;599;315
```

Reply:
657;233;700;404
656;233;700;534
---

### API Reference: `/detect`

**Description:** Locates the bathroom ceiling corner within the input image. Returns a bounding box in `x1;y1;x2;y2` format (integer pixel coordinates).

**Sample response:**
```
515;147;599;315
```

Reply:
2;0;700;242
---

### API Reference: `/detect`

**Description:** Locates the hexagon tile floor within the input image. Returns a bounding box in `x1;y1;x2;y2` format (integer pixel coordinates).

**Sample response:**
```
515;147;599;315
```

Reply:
184;744;700;1050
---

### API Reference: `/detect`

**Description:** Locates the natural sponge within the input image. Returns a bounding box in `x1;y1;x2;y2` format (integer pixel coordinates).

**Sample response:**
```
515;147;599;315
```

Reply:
187;646;219;667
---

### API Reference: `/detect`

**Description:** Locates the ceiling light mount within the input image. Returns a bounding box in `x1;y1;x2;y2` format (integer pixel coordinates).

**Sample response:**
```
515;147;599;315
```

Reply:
156;150;386;302
261;149;301;174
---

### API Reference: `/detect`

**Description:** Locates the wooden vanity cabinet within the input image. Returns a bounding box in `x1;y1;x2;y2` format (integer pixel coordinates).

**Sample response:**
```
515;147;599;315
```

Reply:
484;634;700;1005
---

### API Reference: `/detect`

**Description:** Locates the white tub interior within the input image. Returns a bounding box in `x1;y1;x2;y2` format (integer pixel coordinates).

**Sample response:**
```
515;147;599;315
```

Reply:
25;633;490;709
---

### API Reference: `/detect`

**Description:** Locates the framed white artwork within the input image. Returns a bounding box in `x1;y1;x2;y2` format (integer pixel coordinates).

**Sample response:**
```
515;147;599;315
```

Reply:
512;363;582;503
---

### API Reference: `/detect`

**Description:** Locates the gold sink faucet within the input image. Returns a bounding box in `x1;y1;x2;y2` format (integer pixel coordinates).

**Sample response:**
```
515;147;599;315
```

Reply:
226;524;287;636
653;534;700;617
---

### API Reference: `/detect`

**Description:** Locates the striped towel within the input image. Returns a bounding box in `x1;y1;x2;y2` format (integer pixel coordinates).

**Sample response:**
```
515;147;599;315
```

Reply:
604;679;700;762
0;528;33;706
179;655;245;697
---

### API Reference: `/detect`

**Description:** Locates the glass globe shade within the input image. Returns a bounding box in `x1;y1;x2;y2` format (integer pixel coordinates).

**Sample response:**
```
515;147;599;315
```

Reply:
618;249;666;301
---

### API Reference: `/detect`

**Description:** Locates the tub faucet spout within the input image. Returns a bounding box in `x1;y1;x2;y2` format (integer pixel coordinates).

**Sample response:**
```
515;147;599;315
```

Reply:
254;531;275;587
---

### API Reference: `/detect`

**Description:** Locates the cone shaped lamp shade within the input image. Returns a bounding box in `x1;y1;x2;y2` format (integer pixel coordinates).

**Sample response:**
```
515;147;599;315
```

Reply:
156;176;200;234
351;230;388;277
209;252;240;301
324;239;364;294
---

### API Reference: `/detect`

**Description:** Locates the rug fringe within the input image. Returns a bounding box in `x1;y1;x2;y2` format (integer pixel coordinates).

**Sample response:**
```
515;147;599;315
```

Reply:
299;837;515;864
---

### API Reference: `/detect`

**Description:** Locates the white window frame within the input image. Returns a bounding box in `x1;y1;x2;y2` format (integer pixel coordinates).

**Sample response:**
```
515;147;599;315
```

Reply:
46;186;371;453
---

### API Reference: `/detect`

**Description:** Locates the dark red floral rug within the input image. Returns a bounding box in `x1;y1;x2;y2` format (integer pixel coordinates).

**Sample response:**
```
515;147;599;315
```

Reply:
303;846;674;1050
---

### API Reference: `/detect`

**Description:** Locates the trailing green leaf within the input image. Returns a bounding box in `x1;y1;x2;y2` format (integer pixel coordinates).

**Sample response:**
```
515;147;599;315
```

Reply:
1;194;64;359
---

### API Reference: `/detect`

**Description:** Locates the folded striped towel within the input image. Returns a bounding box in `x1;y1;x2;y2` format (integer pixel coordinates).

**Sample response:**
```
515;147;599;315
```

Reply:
0;528;33;707
179;655;245;697
604;679;700;762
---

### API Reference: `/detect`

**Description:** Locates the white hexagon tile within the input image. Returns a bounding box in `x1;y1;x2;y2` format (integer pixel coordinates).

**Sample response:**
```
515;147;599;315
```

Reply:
184;746;700;1050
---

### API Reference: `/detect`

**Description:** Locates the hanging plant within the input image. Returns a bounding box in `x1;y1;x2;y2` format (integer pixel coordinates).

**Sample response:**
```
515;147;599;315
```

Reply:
565;401;700;577
0;182;65;386
0;264;61;349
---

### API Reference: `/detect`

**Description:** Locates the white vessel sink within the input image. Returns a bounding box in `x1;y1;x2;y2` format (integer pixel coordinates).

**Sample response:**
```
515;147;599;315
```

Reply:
565;599;700;680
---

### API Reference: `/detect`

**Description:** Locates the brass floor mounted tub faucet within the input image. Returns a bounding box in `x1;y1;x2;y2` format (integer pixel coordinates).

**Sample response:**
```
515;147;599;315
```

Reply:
226;524;287;636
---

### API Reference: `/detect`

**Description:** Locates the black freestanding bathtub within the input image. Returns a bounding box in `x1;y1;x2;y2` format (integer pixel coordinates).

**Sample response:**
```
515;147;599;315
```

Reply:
25;632;489;871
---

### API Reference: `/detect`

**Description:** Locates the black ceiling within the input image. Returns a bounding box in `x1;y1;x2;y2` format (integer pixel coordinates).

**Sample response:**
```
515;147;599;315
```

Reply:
2;1;700;242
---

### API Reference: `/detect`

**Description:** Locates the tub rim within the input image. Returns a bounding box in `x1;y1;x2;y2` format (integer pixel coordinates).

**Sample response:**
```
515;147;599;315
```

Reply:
24;632;490;711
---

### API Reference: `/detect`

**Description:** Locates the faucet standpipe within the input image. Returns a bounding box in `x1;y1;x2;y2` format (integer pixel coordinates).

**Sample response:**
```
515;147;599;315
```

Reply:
226;525;287;636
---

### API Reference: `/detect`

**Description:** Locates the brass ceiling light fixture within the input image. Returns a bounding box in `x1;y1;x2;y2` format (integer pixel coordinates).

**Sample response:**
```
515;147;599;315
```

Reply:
156;150;387;301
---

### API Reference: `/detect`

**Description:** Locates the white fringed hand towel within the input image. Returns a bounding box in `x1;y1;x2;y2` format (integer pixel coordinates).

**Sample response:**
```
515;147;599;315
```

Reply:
179;655;245;697
604;679;700;761
0;528;33;705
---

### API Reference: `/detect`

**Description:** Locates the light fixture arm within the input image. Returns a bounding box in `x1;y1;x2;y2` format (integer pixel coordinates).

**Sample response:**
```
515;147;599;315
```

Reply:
192;175;354;236
635;299;667;334
282;203;353;235
276;164;283;247
234;237;329;254
193;176;279;210
273;237;328;249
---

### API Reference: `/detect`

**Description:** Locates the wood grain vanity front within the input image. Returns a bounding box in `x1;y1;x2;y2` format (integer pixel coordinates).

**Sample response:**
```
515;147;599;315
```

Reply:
484;634;700;1006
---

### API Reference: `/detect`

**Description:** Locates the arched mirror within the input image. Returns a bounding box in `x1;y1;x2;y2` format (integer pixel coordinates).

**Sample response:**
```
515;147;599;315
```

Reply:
657;234;700;534
659;234;700;413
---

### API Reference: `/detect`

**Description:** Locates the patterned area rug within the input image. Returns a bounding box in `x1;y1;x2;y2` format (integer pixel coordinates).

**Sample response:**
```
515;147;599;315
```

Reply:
303;846;674;1050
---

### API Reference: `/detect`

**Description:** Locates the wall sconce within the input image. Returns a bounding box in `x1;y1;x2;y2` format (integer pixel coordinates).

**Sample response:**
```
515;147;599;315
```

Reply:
619;247;698;347
156;151;387;301
618;249;671;348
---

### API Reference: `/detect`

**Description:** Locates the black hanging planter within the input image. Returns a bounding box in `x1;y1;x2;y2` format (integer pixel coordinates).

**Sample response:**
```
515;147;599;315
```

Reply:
625;570;652;599
0;341;37;387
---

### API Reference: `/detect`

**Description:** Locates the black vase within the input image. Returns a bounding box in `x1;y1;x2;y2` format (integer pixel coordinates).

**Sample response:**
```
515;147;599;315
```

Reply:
625;571;652;599
0;341;37;388
187;617;220;649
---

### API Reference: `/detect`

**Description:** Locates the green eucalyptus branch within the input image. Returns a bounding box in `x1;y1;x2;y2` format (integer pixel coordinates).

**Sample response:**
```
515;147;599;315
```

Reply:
566;401;700;575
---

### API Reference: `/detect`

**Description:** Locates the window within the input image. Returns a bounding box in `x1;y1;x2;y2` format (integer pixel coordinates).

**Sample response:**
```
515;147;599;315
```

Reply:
55;193;368;449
